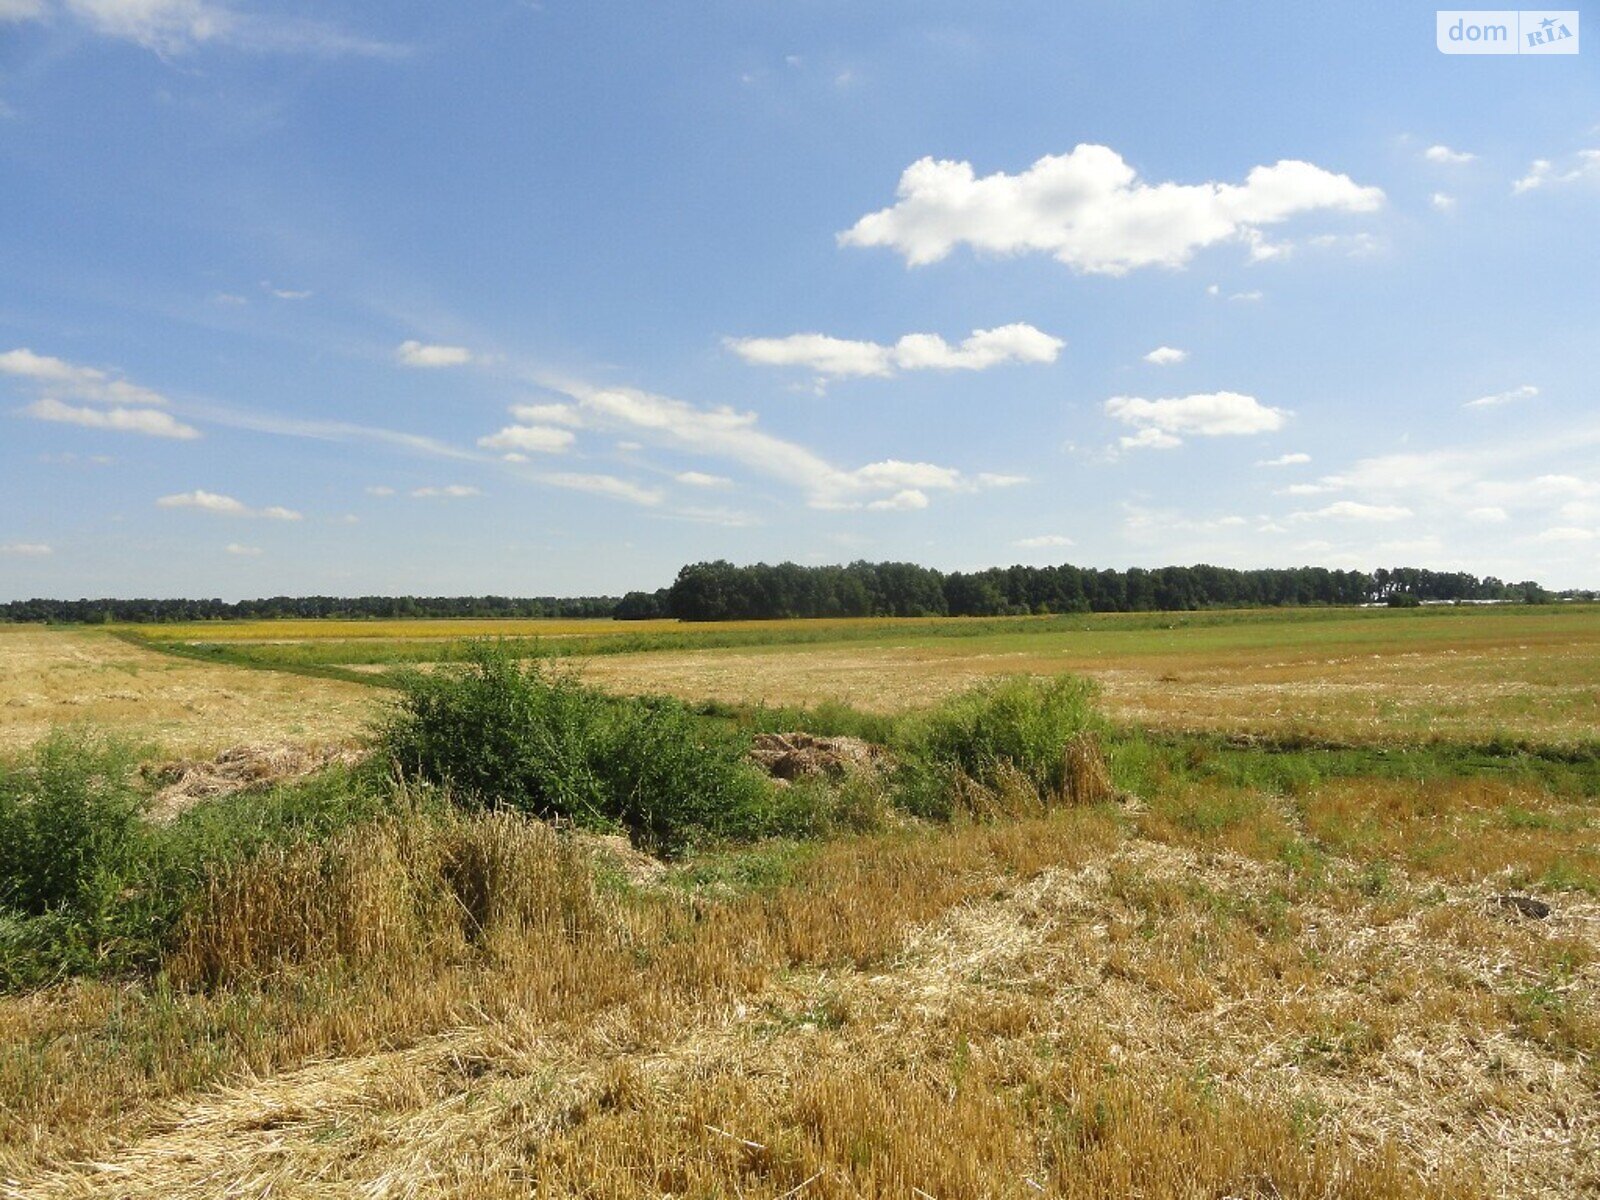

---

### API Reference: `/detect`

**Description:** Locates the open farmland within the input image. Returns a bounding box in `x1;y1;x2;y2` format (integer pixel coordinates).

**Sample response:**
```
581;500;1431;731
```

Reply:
2;608;1597;1198
124;603;1600;747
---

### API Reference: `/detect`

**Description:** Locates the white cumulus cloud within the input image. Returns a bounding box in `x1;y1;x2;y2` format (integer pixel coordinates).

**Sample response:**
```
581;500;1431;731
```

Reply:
397;340;473;368
1142;346;1187;366
476;425;575;455
157;490;301;518
0;541;51;556
0;347;168;406
26;398;200;439
839;145;1383;275
411;485;481;499
3;348;203;439
675;471;731;487
726;323;1062;379
1423;145;1476;164
1534;526;1596;544
1257;452;1311;467
727;333;891;378
976;472;1027;488
1118;428;1182;451
1015;534;1073;548
866;489;929;511
1289;501;1413;522
1105;391;1286;441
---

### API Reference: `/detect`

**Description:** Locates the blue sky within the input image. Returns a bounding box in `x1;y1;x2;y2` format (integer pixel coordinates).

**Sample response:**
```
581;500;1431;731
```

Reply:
1;1;1597;600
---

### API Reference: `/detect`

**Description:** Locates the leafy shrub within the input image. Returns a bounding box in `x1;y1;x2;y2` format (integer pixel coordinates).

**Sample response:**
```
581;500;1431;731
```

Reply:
382;645;779;853
0;732;150;984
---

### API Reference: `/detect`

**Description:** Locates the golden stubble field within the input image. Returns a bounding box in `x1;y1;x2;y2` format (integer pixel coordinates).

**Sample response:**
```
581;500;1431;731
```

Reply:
575;612;1600;745
7;802;1598;1199
0;626;374;757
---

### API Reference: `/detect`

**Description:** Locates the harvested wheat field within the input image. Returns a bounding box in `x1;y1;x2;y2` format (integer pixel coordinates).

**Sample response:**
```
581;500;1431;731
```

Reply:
1;622;1596;1198
0;626;375;756
574;610;1600;745
5;808;1596;1199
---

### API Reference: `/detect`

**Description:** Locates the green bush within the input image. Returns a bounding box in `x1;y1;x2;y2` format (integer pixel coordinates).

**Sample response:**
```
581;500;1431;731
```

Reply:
381;645;779;853
0;732;150;984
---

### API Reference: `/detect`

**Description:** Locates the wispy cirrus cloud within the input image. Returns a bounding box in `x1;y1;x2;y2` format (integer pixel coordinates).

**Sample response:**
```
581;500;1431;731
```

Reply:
2;0;402;58
1513;150;1600;194
513;375;1017;512
538;473;663;507
839;145;1382;275
1465;384;1538;409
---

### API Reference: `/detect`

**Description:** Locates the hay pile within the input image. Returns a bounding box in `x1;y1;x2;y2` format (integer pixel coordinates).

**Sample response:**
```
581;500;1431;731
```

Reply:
146;742;367;818
748;732;893;784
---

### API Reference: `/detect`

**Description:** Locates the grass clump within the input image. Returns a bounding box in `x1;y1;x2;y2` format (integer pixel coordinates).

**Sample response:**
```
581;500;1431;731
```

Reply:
381;645;780;853
893;676;1107;819
167;807;599;988
0;736;403;989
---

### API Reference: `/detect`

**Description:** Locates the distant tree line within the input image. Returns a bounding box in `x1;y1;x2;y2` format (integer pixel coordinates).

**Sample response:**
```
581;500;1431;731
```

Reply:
0;563;1564;625
624;561;1553;622
0;594;619;625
